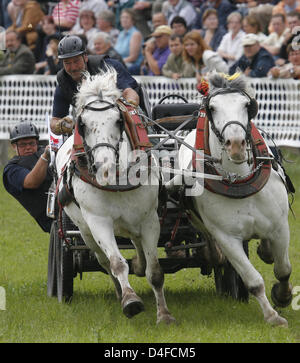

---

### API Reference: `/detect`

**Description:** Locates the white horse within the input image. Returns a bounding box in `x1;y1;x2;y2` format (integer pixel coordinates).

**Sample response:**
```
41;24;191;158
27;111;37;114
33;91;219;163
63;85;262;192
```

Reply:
178;72;293;326
55;67;175;324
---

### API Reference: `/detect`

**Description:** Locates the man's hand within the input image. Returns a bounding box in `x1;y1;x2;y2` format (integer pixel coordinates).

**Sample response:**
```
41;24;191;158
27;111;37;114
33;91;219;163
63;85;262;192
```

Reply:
53;117;74;135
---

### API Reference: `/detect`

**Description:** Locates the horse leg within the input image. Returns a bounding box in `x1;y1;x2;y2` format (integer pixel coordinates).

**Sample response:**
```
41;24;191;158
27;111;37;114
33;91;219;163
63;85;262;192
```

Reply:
131;238;146;277
257;239;274;264
82;213;144;318
79;229;122;301
141;214;176;325
269;227;292;308
213;231;288;326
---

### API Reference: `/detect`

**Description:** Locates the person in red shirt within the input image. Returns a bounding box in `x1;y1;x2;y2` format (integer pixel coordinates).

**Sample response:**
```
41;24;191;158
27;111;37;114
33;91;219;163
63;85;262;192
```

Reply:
52;0;80;31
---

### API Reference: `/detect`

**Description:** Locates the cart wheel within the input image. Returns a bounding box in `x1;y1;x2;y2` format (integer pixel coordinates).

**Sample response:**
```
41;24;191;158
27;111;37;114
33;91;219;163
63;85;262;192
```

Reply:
56;233;74;303
214;241;249;302
47;221;57;297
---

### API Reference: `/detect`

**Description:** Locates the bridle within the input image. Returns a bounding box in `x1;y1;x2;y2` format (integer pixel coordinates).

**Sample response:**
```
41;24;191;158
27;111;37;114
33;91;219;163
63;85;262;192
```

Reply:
204;88;255;146
77;96;124;175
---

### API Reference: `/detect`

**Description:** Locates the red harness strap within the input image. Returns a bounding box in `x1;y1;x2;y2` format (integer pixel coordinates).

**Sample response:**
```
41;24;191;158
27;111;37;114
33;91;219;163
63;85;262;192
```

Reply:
193;112;272;198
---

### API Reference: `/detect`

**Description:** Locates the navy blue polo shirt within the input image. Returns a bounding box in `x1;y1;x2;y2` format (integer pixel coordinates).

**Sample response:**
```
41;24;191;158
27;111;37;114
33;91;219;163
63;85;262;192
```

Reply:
52;58;138;118
3;163;30;195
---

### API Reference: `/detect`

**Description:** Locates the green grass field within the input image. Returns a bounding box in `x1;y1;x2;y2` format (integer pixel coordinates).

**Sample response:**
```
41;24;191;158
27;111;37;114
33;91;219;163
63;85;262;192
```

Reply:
0;147;300;343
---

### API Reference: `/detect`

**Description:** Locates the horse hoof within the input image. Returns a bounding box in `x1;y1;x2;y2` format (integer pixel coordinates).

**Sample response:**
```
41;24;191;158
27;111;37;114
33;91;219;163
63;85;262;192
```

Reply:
157;314;176;325
122;296;144;319
271;282;293;308
266;313;288;327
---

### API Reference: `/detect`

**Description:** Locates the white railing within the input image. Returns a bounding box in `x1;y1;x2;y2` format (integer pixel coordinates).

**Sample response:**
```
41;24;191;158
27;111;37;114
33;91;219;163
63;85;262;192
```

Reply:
0;75;299;147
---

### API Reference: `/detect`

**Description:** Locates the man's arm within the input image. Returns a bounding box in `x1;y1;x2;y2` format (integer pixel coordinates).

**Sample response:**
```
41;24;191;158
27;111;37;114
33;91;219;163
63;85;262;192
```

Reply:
23;147;50;189
51;86;74;135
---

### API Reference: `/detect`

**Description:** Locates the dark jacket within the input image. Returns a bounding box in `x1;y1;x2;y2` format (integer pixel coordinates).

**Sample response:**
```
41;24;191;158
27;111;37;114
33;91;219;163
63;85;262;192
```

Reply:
229;47;275;78
3;148;53;233
0;44;35;75
56;55;138;107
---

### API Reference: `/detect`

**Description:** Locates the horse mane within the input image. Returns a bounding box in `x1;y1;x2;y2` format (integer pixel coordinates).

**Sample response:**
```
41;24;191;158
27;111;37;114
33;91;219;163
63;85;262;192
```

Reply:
208;71;255;98
75;66;122;112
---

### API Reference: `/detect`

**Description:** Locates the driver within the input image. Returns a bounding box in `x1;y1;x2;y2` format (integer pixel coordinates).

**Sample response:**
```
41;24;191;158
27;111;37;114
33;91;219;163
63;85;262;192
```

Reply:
50;35;140;135
3;121;53;233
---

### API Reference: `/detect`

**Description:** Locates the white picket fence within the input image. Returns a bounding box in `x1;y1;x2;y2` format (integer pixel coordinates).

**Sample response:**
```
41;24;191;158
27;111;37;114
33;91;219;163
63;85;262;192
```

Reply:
0;75;300;147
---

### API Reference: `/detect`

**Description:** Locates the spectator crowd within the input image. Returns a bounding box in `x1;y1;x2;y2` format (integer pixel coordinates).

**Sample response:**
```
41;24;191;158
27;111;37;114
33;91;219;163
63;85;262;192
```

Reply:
1;0;300;81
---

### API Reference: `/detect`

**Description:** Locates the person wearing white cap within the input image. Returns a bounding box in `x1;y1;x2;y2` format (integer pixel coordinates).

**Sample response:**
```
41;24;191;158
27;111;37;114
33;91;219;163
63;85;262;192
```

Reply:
229;33;275;77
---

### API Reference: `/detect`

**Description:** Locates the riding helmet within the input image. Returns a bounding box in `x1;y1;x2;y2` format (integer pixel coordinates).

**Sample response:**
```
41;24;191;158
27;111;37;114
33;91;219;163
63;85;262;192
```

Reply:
58;35;86;59
10;121;39;143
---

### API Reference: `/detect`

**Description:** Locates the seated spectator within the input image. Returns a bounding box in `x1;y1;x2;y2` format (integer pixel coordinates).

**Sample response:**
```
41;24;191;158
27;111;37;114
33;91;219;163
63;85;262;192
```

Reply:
277;10;300;64
217;11;245;68
52;0;80;32
0;30;35;74
229;33;275;77
170;16;188;37
93;32;126;67
162;33;184;79
268;43;300;79
114;9;143;75
248;2;274;35
242;14;267;43
107;0;135;31
152;12;168;30
194;0;237;30
96;10;119;46
163;0;198;29
34;15;60;73
72;10;98;53
7;0;44;50
71;0;108;33
143;25;172;75
200;8;226;51
261;13;289;57
181;30;210;81
44;34;63;75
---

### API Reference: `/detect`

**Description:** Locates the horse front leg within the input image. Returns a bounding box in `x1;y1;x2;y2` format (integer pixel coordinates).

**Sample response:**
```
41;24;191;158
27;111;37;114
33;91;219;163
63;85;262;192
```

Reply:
141;212;176;325
269;225;293;308
212;231;288;327
82;212;144;318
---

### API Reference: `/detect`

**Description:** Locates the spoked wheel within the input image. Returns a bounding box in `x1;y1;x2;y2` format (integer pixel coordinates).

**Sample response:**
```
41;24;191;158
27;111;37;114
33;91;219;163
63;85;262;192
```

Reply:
214;241;249;302
56;211;75;303
47;221;57;297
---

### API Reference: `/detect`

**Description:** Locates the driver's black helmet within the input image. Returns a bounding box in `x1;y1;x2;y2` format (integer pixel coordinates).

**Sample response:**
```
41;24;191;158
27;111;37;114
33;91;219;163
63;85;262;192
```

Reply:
58;35;86;59
10;121;39;143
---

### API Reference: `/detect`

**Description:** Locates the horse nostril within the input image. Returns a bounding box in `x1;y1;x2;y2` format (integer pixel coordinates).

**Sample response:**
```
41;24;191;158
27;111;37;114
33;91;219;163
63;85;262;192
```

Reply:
225;140;231;147
104;170;108;178
241;139;246;147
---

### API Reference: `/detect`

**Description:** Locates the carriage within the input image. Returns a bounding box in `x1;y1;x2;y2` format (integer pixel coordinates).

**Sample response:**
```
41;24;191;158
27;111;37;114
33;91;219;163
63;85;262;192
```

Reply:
46;69;293;326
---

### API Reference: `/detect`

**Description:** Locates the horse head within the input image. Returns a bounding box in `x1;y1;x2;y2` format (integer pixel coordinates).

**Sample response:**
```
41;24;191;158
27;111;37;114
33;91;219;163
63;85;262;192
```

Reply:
205;72;258;164
75;67;123;185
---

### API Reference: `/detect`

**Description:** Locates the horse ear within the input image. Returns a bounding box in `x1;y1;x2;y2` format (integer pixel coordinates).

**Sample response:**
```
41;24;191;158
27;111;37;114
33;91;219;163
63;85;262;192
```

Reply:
248;98;258;120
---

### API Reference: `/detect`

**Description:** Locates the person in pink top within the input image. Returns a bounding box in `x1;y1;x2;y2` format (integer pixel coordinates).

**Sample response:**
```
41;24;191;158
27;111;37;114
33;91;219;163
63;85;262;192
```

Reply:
52;0;80;31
